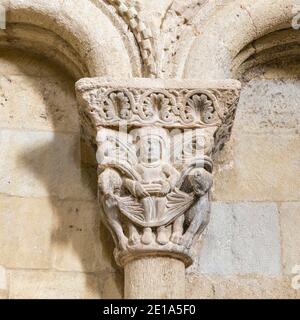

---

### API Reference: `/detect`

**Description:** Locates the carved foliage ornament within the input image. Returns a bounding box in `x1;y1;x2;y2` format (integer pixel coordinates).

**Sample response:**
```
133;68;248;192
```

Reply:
84;87;223;127
76;78;241;267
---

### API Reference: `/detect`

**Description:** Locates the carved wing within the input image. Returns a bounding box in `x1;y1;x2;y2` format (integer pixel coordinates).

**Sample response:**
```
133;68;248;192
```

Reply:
115;191;195;228
176;157;213;189
116;195;145;223
165;188;195;218
96;128;141;180
171;129;214;169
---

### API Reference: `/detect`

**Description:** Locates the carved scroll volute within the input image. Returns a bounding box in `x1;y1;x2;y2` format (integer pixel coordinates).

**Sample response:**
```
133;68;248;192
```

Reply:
76;78;241;268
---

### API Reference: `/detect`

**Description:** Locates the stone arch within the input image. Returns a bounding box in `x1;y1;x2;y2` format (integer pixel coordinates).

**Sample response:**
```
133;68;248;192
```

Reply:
1;0;142;79
175;0;294;80
0;0;144;297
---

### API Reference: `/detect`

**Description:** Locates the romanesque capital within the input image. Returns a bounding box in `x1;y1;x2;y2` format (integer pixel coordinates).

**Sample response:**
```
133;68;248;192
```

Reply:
76;78;241;268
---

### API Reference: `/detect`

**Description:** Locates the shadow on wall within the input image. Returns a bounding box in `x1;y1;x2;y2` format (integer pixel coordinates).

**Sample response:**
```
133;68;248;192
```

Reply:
0;47;123;298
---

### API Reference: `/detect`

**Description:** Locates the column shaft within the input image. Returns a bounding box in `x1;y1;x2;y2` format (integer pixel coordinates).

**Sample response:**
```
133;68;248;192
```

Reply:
124;257;185;299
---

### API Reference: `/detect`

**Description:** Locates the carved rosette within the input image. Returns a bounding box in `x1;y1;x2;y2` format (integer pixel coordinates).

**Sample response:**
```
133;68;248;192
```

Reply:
76;78;241;267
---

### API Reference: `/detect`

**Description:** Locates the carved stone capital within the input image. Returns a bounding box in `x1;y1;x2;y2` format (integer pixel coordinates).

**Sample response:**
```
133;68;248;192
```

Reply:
76;78;241;268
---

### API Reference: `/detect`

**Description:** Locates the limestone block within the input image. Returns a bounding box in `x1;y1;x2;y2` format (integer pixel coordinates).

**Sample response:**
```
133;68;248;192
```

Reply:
190;202;281;276
101;272;123;299
0;195;53;269
186;274;300;299
0;129;96;200
213;79;300;202
234;80;300;135
9;270;101;299
0;74;79;133
0;266;8;299
213;134;300;201
51;199;114;273
279;202;300;275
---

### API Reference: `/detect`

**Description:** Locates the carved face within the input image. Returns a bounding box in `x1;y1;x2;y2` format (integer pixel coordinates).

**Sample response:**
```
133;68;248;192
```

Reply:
189;168;213;196
98;168;122;196
139;136;162;163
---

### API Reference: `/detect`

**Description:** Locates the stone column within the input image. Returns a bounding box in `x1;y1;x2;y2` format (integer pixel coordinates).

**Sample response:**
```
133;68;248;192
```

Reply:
125;257;185;299
76;78;241;299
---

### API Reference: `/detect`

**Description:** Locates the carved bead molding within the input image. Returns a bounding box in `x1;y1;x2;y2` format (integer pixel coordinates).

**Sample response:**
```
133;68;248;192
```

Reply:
76;78;241;268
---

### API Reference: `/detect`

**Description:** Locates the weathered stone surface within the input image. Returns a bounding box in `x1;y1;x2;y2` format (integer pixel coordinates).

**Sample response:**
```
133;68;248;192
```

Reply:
235;80;300;135
243;59;300;81
80;139;97;166
213;134;300;201
186;274;300;299
0;48;71;78
181;0;294;79
125;257;185;299
51;199;114;273
0;75;79;133
183;1;257;79
101;272;123;299
0;47;80;133
0;129;96;200
76;77;240;272
75;69;242;298
4;0;140;78
0;0;298;300
0;195;53;269
213;78;300;202
279;202;300;275
9;270;101;299
189;202;282;276
136;0;173;33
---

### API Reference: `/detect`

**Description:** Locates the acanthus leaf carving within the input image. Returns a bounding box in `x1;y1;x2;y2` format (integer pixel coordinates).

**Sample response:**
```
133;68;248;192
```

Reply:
78;81;234;130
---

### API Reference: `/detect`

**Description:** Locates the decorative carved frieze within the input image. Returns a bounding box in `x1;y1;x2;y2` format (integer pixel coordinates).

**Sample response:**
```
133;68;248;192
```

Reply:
76;78;240;267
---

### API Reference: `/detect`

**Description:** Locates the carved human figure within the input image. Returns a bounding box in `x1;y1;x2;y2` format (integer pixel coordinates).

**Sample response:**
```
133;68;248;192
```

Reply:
76;78;241;268
98;168;128;250
125;129;179;245
98;167;142;249
171;167;213;248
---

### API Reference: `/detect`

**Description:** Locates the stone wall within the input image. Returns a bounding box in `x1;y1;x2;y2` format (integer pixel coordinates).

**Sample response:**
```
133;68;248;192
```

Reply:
186;60;300;298
0;0;299;299
0;48;299;299
0;48;122;298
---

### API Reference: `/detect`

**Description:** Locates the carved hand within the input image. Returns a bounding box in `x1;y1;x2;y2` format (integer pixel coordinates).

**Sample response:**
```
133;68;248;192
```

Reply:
135;182;150;198
104;193;118;208
124;179;149;197
142;181;171;195
142;183;162;193
160;181;171;195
